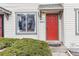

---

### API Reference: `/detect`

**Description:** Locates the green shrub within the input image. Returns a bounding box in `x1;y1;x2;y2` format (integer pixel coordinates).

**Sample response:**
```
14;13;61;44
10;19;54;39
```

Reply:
0;47;23;56
0;38;52;56
0;38;17;49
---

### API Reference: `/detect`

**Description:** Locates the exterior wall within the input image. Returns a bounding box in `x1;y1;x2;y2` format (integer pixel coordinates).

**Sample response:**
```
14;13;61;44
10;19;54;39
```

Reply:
0;3;40;40
64;4;79;48
1;3;79;48
0;3;63;41
39;13;46;41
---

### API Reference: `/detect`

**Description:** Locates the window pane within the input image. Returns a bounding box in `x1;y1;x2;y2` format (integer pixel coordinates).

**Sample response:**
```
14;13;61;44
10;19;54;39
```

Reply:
17;14;27;32
27;14;35;32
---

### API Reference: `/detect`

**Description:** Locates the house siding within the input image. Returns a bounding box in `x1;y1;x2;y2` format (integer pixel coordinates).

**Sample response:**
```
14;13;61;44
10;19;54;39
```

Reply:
0;3;40;39
64;4;79;48
39;13;46;41
0;3;62;41
1;3;79;49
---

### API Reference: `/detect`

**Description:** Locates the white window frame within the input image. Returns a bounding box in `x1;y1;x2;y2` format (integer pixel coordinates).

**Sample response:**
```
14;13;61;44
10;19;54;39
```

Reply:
15;12;37;35
76;9;79;34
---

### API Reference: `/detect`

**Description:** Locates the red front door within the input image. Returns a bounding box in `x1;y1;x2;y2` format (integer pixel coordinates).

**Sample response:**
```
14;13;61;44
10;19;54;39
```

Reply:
46;14;58;40
0;15;3;37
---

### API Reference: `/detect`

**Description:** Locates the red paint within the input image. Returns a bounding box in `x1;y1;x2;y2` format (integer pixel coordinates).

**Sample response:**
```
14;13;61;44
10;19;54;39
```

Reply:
46;14;58;40
0;16;2;37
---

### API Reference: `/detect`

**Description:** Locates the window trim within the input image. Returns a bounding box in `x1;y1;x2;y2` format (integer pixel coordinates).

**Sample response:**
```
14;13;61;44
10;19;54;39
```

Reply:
15;12;37;35
75;9;79;35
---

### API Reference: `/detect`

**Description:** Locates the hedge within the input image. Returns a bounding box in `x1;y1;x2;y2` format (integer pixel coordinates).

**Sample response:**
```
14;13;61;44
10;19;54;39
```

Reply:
0;38;52;56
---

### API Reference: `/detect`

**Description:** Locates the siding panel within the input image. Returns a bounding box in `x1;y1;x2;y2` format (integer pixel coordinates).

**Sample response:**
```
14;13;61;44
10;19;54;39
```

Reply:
0;3;40;39
64;4;79;48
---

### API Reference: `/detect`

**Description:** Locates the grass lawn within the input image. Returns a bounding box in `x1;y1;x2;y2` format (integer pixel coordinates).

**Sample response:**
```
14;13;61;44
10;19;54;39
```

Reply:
0;38;52;56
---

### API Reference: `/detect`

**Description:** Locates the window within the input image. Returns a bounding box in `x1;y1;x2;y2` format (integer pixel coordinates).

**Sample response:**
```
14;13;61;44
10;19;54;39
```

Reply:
16;12;37;34
75;9;79;34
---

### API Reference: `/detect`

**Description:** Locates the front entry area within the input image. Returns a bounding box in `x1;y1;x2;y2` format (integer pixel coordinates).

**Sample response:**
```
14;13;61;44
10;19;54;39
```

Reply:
46;14;58;40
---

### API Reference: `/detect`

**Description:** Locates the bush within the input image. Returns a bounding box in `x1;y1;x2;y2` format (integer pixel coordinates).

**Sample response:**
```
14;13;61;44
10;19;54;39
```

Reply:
0;38;17;49
0;38;52;56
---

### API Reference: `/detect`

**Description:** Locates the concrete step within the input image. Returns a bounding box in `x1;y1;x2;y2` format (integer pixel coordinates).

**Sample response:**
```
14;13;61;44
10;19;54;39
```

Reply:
52;52;68;56
47;41;62;47
49;45;67;52
51;48;67;52
48;42;70;56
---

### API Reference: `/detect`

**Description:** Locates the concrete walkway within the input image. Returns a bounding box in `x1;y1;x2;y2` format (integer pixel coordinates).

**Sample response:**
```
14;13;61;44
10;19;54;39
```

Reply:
49;45;70;56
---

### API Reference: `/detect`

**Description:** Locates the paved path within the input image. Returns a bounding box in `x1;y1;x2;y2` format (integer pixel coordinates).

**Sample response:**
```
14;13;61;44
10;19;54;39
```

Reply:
49;45;70;56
